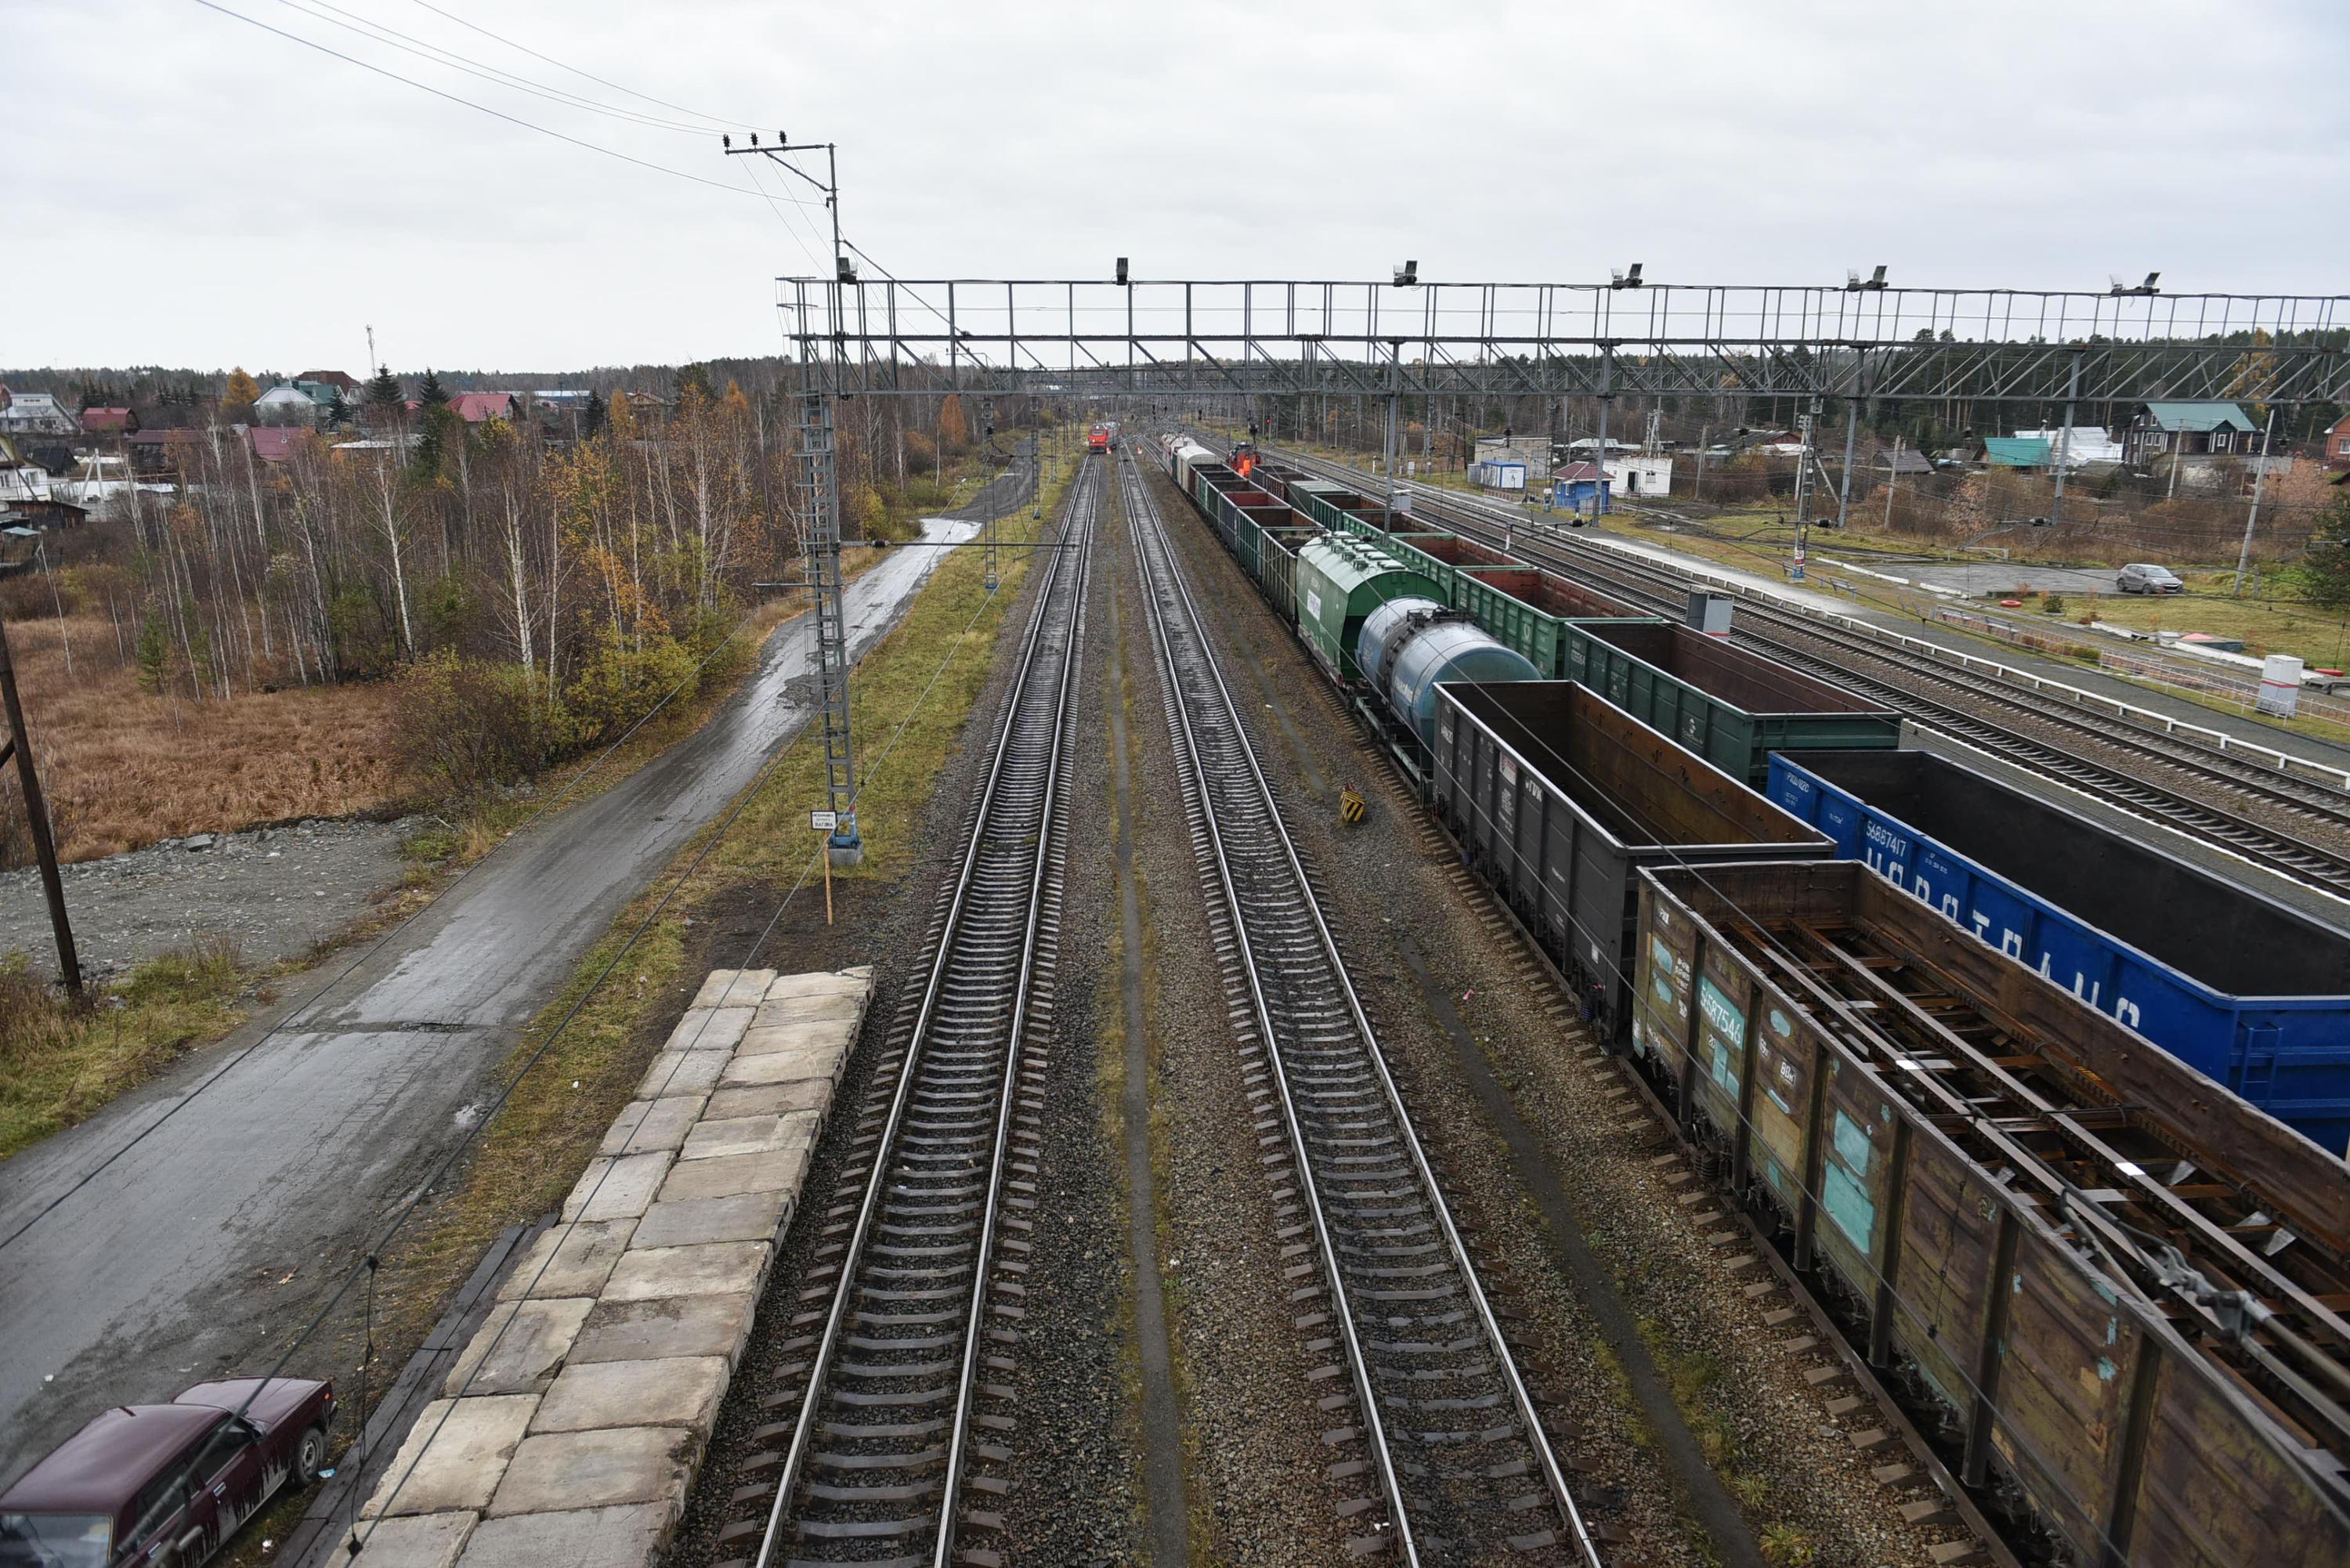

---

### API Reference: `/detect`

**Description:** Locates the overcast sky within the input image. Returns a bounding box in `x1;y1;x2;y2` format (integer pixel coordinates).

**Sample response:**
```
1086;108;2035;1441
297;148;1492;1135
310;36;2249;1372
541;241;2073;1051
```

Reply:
16;0;2348;374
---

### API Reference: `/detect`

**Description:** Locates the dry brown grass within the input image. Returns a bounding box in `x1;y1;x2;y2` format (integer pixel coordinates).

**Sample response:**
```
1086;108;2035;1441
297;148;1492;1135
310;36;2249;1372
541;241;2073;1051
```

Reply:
4;612;402;863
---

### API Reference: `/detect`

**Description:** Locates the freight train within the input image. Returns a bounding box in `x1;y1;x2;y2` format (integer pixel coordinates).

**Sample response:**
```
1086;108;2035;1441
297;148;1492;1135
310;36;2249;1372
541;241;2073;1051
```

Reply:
1145;429;2350;1568
1162;434;1551;757
1150;429;2350;1139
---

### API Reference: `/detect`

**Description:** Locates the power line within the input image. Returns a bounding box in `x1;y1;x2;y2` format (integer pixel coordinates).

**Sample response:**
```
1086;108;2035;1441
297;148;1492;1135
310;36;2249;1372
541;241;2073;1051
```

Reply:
266;0;725;136
190;0;810;206
405;0;765;134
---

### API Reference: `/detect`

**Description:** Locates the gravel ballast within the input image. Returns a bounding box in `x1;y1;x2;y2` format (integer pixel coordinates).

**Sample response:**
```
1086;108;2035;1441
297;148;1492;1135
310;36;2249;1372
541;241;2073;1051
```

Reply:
1144;457;1958;1568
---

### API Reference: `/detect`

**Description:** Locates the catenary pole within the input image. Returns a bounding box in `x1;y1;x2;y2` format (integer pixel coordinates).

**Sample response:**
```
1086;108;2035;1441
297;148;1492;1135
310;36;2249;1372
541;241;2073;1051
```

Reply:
2049;349;2083;528
1834;396;1859;529
2233;406;2280;598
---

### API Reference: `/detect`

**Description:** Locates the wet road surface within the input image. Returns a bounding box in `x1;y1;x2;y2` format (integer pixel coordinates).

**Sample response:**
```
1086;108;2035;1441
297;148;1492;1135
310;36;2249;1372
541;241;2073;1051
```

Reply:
0;471;1025;1484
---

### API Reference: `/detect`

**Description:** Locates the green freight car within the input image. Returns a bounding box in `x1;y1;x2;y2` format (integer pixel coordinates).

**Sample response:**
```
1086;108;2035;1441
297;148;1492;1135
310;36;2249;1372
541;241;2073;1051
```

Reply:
1292;535;1445;682
1289;481;1418;542
1448;565;1655;678
1559;619;1900;785
1254;526;1318;627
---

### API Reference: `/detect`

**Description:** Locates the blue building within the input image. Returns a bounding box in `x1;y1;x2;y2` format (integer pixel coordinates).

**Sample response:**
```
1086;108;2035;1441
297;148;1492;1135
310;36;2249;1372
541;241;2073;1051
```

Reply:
1546;461;1611;515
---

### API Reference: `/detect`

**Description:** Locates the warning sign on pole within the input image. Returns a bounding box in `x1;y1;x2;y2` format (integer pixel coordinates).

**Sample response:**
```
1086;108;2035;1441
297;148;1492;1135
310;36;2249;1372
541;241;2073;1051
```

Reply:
811;809;837;832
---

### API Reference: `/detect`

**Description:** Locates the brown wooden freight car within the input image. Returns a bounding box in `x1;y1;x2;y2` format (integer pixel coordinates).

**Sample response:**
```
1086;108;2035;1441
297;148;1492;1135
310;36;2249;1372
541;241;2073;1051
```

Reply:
1631;860;2350;1568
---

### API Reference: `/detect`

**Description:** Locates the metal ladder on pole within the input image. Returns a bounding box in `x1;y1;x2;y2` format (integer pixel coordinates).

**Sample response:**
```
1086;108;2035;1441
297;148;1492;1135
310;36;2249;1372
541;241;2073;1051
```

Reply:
797;388;861;862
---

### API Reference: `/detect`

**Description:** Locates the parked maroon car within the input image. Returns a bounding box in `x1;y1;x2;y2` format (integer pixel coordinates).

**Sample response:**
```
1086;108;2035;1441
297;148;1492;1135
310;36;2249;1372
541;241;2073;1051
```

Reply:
0;1378;332;1567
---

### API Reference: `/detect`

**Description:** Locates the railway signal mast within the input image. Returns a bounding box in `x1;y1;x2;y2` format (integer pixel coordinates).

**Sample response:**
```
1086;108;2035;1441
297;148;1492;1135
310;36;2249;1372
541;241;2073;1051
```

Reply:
725;132;862;865
1788;398;1820;582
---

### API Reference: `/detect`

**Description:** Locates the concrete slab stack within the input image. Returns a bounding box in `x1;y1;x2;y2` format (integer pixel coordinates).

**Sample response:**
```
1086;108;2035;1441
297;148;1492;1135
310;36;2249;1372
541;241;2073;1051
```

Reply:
332;966;873;1568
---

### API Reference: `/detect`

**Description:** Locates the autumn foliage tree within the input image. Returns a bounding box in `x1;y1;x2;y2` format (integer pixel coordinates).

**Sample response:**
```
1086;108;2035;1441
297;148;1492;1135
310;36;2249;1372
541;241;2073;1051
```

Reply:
37;361;1026;807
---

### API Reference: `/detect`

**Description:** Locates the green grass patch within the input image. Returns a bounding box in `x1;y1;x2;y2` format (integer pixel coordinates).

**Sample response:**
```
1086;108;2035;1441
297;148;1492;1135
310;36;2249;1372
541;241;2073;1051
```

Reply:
0;941;246;1160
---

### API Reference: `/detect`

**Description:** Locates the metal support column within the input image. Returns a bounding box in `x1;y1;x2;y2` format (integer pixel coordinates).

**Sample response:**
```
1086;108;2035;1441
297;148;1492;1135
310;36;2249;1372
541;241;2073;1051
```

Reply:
2049;350;2084;529
2233;406;2280;598
732;135;864;865
797;388;861;865
980;397;1000;593
1834;396;1859;530
1592;345;1614;522
1382;340;1403;506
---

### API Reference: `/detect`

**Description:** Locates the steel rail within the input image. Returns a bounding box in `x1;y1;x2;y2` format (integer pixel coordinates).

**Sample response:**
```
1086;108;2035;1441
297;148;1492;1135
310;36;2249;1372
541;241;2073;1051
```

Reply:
745;458;1098;1568
928;476;1094;1568
1119;444;1602;1566
1266;446;2350;894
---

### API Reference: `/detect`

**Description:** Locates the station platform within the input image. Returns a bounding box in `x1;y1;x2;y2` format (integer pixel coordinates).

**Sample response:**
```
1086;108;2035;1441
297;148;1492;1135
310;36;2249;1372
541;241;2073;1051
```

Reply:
320;966;873;1568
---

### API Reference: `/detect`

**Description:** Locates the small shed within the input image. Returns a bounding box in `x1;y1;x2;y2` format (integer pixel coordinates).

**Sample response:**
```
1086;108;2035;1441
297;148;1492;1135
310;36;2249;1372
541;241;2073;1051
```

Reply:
1473;434;1551;480
1548;461;1612;516
1875;448;1934;476
1470;460;1528;491
1604;454;1672;499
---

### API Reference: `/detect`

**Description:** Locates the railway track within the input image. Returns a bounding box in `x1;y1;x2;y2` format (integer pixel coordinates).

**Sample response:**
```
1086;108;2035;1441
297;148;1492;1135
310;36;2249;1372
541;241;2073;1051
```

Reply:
1119;446;1603;1566
717;460;1099;1568
1266;446;2350;898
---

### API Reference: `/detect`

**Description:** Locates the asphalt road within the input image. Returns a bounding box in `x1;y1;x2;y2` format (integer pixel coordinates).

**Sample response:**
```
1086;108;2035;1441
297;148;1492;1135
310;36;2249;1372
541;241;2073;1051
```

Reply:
0;468;1025;1485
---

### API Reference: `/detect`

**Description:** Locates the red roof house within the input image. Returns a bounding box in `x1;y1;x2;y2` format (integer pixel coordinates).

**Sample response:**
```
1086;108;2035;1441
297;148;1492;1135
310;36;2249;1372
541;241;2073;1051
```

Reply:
449;392;515;424
79;406;139;434
248;426;310;464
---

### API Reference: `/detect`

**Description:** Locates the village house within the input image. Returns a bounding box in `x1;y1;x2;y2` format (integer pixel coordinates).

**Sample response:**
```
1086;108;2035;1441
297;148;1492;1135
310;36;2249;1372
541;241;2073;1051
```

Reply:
78;406;139;435
2120;401;2258;466
2324;410;2350;472
0;388;79;435
450;392;515;423
253;382;324;427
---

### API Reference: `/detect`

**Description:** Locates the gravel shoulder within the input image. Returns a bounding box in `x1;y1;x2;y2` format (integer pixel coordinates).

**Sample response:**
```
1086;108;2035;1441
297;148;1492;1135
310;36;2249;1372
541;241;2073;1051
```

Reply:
0;815;426;981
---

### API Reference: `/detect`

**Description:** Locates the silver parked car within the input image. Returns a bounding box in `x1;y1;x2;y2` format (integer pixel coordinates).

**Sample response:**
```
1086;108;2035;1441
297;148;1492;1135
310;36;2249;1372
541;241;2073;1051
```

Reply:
2116;562;2183;594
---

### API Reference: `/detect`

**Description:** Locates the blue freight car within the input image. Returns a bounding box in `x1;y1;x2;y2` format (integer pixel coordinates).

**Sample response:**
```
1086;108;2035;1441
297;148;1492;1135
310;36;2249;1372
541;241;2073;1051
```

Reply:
1770;749;2350;1149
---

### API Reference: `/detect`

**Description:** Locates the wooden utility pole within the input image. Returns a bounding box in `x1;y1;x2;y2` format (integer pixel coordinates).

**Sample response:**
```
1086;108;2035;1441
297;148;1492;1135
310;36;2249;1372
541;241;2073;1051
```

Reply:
0;610;81;992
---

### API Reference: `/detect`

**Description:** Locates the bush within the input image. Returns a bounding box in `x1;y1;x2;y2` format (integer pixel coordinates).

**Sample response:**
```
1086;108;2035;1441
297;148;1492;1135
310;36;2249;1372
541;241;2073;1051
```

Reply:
2041;593;2066;615
844;479;920;544
565;629;700;746
396;650;566;797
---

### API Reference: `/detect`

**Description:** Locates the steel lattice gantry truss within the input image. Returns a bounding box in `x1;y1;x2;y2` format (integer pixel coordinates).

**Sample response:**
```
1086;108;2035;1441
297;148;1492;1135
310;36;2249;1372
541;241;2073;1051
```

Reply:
782;276;2350;404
